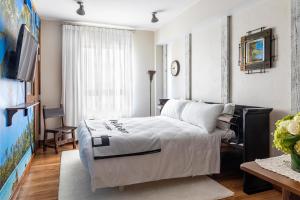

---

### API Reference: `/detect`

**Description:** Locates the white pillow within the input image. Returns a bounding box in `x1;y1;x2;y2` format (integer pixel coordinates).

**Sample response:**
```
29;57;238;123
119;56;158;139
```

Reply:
222;103;235;115
181;102;224;133
217;103;235;130
161;99;188;120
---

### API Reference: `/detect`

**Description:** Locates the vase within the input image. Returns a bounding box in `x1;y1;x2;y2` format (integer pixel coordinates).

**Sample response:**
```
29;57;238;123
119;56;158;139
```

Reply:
291;152;300;172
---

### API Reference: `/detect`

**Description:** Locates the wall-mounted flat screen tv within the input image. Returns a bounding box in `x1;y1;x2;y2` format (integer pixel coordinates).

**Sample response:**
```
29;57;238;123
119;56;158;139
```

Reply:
7;24;38;82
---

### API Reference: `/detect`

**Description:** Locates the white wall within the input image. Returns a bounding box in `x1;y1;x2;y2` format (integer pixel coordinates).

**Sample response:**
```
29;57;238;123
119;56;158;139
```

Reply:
155;0;291;155
167;37;186;99
155;0;255;44
41;20;62;108
231;0;291;125
40;20;155;127
132;31;155;117
40;20;62;135
157;18;222;102
231;0;291;155
192;19;222;102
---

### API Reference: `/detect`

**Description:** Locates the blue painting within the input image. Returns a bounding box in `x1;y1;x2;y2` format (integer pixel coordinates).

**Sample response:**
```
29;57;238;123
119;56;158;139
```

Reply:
0;0;39;200
246;38;265;64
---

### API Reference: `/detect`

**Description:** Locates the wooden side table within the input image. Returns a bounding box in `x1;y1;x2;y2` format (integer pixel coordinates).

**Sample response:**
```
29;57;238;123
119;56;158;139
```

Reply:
241;161;300;200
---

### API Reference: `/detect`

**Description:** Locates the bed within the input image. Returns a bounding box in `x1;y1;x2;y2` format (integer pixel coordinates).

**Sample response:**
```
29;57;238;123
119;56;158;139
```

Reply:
78;100;235;191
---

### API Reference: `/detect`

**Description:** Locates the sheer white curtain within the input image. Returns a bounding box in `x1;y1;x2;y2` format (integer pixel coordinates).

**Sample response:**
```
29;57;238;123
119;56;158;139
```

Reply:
62;25;133;126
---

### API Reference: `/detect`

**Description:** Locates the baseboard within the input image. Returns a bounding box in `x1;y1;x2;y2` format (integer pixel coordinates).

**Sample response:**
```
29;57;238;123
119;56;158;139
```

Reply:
9;153;35;200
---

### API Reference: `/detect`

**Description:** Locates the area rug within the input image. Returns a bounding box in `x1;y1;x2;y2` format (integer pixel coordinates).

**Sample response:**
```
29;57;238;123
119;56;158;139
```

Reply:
59;150;234;200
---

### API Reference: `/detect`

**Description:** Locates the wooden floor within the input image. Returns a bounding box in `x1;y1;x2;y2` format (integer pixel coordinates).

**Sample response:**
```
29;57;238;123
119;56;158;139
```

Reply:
15;145;281;200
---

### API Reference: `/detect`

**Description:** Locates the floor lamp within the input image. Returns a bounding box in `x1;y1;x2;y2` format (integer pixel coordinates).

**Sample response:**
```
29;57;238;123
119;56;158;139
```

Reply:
148;70;156;116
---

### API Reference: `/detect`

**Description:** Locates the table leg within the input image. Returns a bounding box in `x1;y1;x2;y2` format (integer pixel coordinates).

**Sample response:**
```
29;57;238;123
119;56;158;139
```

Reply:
282;189;300;200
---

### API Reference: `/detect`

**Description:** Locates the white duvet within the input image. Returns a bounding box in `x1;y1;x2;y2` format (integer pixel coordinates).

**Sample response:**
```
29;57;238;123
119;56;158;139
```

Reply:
78;116;229;191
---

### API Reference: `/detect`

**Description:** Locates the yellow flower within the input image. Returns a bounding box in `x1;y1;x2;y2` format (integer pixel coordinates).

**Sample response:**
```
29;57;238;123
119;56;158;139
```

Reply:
295;140;300;155
295;116;300;123
288;120;300;135
279;120;290;132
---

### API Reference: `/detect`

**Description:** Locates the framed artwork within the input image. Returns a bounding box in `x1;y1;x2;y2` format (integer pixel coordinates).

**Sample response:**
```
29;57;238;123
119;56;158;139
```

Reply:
239;28;273;73
246;38;265;64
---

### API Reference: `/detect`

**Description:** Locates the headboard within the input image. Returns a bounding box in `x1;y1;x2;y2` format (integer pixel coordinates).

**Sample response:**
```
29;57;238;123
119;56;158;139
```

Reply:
204;102;272;142
158;99;273;154
230;105;273;144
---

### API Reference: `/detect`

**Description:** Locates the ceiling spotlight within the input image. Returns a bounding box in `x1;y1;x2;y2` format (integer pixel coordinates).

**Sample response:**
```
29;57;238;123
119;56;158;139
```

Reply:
151;12;159;23
76;1;85;16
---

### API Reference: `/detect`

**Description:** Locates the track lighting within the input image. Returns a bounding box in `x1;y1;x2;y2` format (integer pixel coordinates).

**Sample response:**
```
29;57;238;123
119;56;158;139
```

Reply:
76;1;85;16
151;12;159;23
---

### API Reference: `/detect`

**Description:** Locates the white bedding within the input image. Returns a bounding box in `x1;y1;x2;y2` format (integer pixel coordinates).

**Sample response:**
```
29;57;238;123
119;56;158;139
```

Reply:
77;116;234;191
85;119;161;159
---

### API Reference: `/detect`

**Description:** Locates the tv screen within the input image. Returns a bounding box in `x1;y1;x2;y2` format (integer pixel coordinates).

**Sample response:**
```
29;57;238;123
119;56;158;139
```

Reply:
7;24;38;82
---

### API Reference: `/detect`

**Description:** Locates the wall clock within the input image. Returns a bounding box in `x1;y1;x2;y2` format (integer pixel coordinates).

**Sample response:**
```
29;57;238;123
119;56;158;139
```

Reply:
171;60;180;76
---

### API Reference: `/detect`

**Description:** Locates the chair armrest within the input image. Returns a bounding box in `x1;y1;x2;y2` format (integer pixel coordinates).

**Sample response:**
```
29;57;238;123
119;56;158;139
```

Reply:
45;129;60;133
64;126;77;130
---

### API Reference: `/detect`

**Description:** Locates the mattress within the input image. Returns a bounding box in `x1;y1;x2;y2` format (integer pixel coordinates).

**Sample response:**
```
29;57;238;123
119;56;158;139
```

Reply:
77;116;235;191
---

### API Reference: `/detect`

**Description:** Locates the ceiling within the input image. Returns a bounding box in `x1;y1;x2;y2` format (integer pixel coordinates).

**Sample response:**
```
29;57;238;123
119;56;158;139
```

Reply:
32;0;201;30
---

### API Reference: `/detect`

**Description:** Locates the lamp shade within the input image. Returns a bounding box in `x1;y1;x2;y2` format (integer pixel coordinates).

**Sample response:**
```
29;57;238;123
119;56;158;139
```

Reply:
148;70;156;81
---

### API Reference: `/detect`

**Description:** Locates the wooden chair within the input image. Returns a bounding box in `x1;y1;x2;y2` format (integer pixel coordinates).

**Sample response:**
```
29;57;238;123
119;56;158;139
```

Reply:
43;104;76;153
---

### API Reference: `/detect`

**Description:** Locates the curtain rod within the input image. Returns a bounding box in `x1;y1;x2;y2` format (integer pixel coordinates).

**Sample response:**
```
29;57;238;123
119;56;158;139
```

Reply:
63;21;136;32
